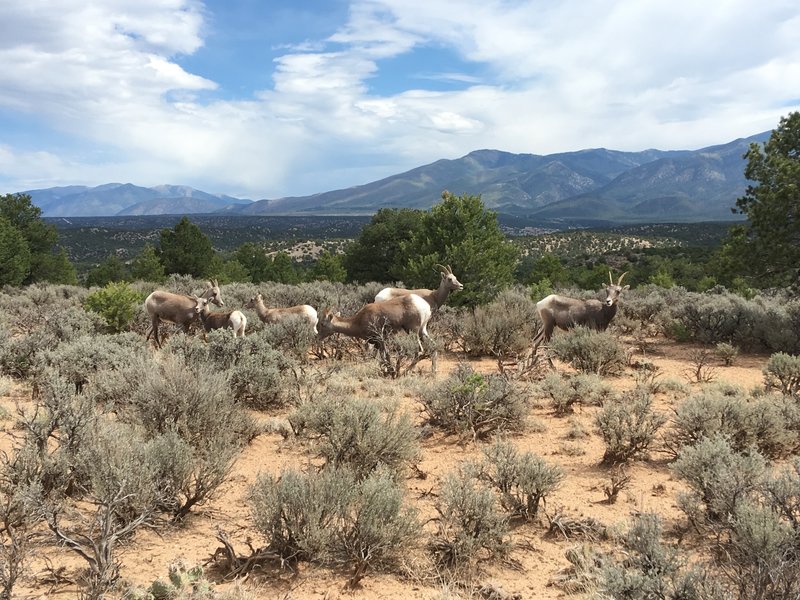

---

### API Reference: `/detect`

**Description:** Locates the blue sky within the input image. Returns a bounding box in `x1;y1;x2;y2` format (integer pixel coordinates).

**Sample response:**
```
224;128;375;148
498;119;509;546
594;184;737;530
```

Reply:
1;0;798;201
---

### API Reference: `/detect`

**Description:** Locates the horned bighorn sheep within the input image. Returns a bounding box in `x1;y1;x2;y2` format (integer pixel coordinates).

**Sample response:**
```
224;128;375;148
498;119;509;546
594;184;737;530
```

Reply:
194;297;247;338
144;280;223;348
317;294;432;358
533;271;629;345
244;293;318;334
374;264;463;311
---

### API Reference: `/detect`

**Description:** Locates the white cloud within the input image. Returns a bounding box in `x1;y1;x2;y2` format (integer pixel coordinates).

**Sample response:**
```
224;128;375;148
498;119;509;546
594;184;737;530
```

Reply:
0;0;798;199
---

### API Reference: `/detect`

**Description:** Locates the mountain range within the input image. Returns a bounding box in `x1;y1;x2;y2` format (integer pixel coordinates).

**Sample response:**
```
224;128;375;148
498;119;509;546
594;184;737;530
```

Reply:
22;131;768;222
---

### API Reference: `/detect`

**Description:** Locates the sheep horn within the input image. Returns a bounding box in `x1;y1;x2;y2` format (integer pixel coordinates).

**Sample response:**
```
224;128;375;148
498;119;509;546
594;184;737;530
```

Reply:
609;271;614;285
617;271;628;286
446;264;453;274
434;264;447;274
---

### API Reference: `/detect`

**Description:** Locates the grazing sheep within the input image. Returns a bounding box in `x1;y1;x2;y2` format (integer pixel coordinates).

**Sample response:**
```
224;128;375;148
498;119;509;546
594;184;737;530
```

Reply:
144;279;223;348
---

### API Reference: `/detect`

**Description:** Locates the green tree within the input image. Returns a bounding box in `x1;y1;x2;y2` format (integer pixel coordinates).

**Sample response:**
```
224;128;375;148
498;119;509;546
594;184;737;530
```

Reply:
401;192;519;306
728;111;800;288
234;242;272;282
86;255;128;287
159;216;215;277
265;251;299;283
129;244;165;282
0;193;76;284
0;216;32;286
343;208;423;283
310;251;346;282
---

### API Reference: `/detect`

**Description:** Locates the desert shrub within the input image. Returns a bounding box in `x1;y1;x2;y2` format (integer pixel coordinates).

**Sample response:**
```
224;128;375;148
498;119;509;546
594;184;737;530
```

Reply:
0;448;41;600
714;341;739;366
599;513;724;600
763;459;800;526
427;306;465;353
595;388;666;464
0;297;103;379
430;469;509;568
763;352;800;399
116;354;257;520
477;438;564;521
336;468;420;586
19;414;167;598
256;316;317;361
548;326;627;375
165;330;298;410
672;435;767;528
536;372;614;416
34;332;146;393
250;468;354;563
620;286;669;333
460;288;539;358
249;467;418;582
722;501;800;600
670;290;755;346
420;364;528;440
288;396;419;479
664;387;800;459
84;281;145;333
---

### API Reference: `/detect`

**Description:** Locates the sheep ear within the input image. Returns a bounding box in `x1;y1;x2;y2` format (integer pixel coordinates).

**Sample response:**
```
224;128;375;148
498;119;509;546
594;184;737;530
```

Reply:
623;285;630;292
205;280;213;288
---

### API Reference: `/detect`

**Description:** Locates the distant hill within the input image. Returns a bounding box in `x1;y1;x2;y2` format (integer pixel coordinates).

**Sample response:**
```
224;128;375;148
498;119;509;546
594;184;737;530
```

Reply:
20;131;769;222
23;183;252;217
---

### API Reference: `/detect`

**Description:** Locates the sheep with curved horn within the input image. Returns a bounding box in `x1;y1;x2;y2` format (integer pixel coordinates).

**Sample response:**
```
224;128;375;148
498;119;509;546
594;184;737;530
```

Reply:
533;271;629;346
374;263;463;311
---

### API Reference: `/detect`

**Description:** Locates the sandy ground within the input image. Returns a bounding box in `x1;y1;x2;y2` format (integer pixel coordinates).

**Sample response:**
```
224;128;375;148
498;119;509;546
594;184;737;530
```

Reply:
0;337;770;599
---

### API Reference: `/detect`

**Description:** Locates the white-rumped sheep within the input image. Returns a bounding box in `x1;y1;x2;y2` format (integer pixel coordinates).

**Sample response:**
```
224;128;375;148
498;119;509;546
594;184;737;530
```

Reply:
144;279;223;348
534;271;629;345
194;297;247;338
317;294;432;358
244;293;318;334
375;264;463;311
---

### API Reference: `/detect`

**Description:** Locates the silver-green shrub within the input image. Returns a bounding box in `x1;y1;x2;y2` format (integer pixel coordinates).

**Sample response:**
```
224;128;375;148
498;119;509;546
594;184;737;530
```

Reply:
548;326;627;376
289;396;419;480
536;372;614;416
249;467;418;582
764;352;800;399
595;388;666;464
664;386;800;459
34;332;146;393
431;469;509;568
672;435;767;527
420;364;528;440
460;287;539;358
477;438;564;521
599;513;724;600
116;354;257;520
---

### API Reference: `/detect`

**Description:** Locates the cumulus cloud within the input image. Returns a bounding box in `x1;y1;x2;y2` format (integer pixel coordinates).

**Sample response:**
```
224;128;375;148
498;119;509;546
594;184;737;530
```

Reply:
0;0;798;199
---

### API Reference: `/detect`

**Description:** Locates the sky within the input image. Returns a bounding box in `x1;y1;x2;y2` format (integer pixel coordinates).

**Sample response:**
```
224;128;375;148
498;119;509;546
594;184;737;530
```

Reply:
0;0;798;201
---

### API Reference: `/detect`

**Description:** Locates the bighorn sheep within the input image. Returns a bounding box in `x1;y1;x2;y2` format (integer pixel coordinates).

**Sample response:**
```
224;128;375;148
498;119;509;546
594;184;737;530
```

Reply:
317;294;432;358
194;297;247;338
375;264;463;311
534;271;629;345
144;279;223;348
244;293;318;334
